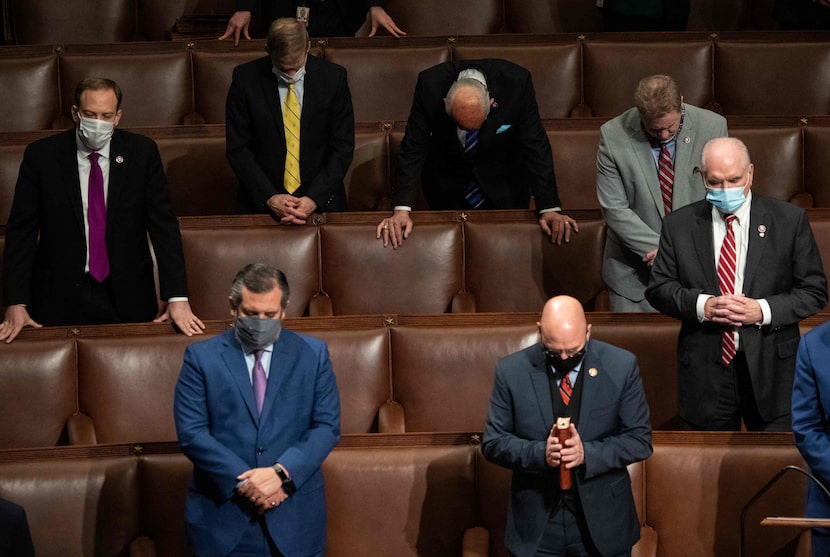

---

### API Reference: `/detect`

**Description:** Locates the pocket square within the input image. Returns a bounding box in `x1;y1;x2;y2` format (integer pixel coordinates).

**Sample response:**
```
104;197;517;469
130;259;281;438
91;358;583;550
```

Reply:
496;124;511;134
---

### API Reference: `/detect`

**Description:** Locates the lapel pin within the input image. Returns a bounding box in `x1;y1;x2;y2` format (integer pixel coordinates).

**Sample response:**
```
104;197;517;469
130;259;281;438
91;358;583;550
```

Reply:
683;136;690;144
115;155;124;164
758;224;766;238
588;367;598;377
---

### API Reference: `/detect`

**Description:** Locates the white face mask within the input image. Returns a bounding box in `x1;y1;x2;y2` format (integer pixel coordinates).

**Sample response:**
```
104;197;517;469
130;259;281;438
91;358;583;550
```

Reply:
77;116;115;151
274;65;306;85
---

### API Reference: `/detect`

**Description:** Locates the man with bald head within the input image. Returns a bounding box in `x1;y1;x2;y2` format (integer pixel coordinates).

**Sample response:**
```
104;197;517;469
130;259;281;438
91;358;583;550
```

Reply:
377;59;577;249
483;295;652;557
647;137;827;431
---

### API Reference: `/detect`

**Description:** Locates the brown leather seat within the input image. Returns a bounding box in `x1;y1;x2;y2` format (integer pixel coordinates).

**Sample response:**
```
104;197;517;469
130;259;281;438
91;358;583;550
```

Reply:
58;49;194;127
390;324;538;432
303;327;395;433
0;456;141;556
807;213;830;313
548;126;602;209
0;54;59;131
155;134;238;216
590;317;682;429
716;42;830;116
319;222;465;315
731;125;806;206
582;40;714;117
138;453;192;557
0;338;78;449
324;45;450;122
191;46;270;124
323;445;477;556
74;335;206;444
464;219;608;312
180;225;322;319
346;128;391;211
452;43;582;118
804;126;830;207
12;0;136;44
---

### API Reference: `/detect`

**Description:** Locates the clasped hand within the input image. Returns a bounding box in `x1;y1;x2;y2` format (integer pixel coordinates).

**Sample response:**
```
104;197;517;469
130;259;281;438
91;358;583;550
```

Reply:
705;293;763;327
237;467;289;515
267;194;317;225
545;424;584;469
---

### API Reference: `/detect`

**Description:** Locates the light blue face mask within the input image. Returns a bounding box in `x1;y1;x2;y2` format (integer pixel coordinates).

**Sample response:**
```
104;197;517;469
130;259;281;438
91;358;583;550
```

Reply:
706;186;747;213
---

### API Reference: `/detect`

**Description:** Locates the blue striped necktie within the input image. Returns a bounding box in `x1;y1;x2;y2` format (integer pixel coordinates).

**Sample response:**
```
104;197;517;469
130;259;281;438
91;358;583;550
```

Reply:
463;130;485;209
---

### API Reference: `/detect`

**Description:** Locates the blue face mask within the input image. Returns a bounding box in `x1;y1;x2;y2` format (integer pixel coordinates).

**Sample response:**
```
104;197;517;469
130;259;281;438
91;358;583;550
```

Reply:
706;186;747;213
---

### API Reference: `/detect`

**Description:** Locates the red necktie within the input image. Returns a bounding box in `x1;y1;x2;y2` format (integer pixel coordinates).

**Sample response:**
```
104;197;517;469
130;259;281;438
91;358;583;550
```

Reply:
560;374;573;405
253;349;267;415
87;152;109;282
717;214;738;366
659;144;674;216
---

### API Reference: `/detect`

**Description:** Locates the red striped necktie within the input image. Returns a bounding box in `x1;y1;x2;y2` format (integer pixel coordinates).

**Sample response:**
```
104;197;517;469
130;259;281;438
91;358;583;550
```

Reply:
717;214;738;366
659;144;674;216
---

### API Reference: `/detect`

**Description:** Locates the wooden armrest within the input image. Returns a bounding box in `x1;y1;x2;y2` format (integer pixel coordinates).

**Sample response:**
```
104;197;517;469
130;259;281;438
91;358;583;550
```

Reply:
462;526;489;557
378;400;405;433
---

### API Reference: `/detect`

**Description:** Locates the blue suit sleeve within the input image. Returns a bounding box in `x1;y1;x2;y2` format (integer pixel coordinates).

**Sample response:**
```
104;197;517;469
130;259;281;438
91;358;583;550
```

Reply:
793;333;830;484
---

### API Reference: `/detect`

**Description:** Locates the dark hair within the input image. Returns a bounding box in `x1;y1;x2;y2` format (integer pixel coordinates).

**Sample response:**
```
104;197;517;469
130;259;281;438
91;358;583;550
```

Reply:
229;263;290;310
74;77;123;110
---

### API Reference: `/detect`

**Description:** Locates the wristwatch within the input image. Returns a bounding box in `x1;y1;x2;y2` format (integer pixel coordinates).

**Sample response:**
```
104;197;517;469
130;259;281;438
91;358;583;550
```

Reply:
273;464;297;496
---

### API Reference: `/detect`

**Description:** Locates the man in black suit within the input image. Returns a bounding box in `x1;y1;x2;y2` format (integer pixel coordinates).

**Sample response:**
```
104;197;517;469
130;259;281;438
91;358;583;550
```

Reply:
376;59;578;249
0;498;35;557
646;137;827;431
220;0;404;45
0;78;204;343
226;17;354;222
483;295;652;557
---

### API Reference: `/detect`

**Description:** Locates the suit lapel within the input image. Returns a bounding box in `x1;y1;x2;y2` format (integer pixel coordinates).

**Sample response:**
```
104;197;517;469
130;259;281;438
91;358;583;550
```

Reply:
58;130;85;236
742;198;768;295
259;333;294;420
626;116;664;212
219;332;260;423
529;346;555;429
106;131;126;232
574;344;600;432
692;202;720;293
673;116;698;207
259;60;285;141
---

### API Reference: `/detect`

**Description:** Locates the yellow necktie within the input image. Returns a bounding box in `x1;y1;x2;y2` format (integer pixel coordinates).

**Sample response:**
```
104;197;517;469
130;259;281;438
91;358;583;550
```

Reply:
283;83;301;194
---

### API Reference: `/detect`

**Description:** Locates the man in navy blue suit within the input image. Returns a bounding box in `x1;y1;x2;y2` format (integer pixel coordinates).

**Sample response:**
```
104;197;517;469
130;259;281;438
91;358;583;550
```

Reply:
483;295;652;557
793;320;830;556
175;263;340;557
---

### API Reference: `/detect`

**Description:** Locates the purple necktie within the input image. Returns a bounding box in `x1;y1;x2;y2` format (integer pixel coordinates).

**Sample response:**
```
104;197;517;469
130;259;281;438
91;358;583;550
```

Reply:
87;152;109;282
252;349;267;414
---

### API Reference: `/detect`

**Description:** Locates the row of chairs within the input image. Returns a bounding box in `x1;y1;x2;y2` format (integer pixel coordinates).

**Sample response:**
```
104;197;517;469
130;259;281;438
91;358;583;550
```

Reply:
5;309;828;452
0;432;809;557
2;33;830;131
6;0;793;45
2;117;830;227
3;209;830;320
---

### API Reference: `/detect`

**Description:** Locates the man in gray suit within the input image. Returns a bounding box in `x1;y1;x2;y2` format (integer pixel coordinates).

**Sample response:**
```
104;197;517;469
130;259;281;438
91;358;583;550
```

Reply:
597;74;727;311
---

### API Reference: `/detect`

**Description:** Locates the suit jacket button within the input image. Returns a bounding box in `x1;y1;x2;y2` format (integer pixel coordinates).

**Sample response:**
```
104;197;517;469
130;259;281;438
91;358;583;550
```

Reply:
257;448;264;455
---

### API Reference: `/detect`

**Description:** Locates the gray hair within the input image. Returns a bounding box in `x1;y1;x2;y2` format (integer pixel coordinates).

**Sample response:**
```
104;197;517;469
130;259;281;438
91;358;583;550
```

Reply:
700;137;752;172
444;78;491;118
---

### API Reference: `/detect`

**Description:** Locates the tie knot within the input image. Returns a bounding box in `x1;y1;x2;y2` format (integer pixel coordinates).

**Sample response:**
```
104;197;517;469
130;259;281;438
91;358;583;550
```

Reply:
254;349;265;362
288;83;295;91
725;214;737;226
89;151;100;164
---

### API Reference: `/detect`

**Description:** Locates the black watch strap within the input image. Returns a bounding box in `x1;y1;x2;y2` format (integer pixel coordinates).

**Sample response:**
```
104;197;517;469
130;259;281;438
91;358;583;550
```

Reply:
273;464;297;496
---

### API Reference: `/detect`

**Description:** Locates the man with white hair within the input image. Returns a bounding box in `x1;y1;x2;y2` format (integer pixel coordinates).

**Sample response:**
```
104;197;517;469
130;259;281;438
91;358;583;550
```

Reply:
647;137;827;431
377;59;578;248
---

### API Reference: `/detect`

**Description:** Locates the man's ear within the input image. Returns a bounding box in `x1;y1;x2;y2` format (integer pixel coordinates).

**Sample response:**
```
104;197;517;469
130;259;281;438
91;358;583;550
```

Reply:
228;296;237;318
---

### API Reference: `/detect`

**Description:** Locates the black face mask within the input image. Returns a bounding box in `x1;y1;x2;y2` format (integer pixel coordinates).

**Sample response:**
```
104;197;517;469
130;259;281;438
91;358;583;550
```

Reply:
545;346;586;375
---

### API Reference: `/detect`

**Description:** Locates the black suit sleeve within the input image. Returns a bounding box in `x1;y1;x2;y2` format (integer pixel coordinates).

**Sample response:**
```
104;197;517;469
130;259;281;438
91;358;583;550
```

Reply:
226;65;280;210
514;70;561;210
393;71;435;208
141;137;189;300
